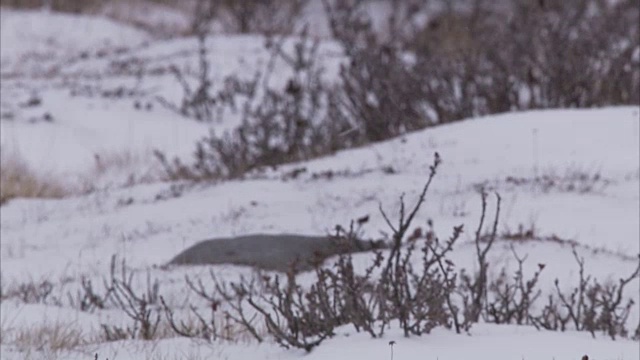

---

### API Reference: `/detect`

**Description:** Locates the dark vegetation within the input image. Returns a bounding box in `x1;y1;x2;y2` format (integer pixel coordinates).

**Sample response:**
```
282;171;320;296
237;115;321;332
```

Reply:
5;0;635;183
153;0;639;182
3;154;637;350
0;0;103;13
1;0;638;353
165;155;639;350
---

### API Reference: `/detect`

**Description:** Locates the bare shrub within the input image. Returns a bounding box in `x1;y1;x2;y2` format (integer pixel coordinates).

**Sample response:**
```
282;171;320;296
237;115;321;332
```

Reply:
195;231;366;351
100;0;194;38
163;152;638;349
185;0;307;35
0;0;101;12
155;18;235;123
372;153;464;336
322;0;435;141
214;0;308;35
111;279;160;340
159;0;638;183
242;154;452;347
531;249;640;340
160;278;258;344
0;278;63;306
67;257;117;312
247;272;338;351
502;0;640;108
99;256;162;341
179;154;465;351
179;272;267;343
0;0;41;9
157;29;351;181
324;0;639;138
459;191;501;325
484;245;545;325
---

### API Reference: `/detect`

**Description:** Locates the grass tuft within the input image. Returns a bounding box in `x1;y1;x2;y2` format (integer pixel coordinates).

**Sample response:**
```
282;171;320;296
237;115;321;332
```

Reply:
0;148;69;205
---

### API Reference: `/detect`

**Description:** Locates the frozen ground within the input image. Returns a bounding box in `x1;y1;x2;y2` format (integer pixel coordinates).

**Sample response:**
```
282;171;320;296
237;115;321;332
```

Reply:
1;106;639;280
0;9;150;77
1;322;637;360
1;7;342;190
1;8;639;360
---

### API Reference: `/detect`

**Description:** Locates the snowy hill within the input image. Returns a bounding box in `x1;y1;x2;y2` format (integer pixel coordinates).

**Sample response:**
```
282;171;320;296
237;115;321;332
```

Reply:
1;105;638;359
0;7;639;360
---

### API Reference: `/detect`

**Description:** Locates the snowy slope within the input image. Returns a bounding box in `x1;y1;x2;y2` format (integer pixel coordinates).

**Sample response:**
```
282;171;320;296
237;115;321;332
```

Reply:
0;9;150;77
2;106;637;279
1;23;342;190
1;106;638;360
0;8;639;360
1;323;637;360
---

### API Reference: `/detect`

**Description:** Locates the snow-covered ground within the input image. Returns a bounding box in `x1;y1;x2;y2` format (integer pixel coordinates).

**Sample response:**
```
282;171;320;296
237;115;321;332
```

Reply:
1;7;343;190
1;8;639;360
0;9;151;77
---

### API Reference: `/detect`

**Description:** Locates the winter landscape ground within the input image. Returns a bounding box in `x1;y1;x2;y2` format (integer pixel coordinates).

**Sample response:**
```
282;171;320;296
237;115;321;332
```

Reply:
0;3;639;360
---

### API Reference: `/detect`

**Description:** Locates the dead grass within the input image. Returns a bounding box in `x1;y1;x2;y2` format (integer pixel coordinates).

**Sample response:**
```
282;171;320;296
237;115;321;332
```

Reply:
83;150;161;187
0;312;261;359
0;147;166;205
100;0;194;38
0;148;69;205
475;165;611;195
1;320;94;356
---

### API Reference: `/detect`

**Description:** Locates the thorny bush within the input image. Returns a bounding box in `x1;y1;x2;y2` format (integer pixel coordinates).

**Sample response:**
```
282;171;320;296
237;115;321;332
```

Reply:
158;0;638;183
156;28;353;180
325;0;639;135
170;153;639;351
15;153;637;350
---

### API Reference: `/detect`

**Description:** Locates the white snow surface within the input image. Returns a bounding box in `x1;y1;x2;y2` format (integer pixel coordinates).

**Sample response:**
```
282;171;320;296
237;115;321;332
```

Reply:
0;9;150;77
0;8;639;360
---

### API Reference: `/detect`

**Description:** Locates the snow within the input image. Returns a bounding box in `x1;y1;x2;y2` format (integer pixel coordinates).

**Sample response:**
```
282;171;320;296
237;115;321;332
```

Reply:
1;319;638;360
0;9;150;77
99;0;192;38
1;22;343;189
1;8;639;360
1;88;209;180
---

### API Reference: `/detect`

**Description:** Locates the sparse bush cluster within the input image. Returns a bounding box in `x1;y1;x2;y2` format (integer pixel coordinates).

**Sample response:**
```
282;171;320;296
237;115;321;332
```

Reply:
0;278;57;304
325;0;639;131
2;1;637;354
155;154;638;351
98;256;162;341
199;0;308;35
0;0;180;14
156;29;354;180
3;154;637;353
0;0;100;13
532;248;640;340
158;0;639;183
